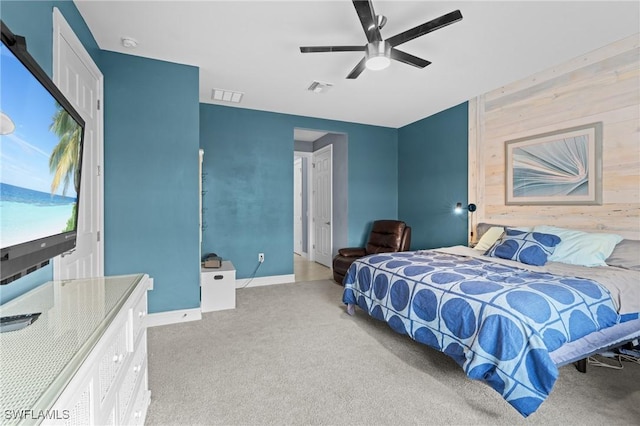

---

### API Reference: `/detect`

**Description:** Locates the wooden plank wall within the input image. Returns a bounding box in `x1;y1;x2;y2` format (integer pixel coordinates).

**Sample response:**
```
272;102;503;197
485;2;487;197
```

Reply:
468;34;640;240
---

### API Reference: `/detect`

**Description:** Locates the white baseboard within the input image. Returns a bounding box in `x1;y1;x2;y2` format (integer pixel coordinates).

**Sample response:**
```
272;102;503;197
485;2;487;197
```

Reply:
146;307;202;327
236;274;296;289
146;274;296;326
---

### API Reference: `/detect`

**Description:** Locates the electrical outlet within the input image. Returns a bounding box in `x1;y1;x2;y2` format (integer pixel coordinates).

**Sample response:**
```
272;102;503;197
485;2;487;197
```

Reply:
258;253;265;263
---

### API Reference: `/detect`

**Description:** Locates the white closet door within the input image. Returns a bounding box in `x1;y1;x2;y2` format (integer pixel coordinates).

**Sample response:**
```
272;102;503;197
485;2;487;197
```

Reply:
52;8;104;279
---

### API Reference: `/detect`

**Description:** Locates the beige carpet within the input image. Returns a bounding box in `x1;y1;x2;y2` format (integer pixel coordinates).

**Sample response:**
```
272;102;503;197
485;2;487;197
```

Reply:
145;279;639;425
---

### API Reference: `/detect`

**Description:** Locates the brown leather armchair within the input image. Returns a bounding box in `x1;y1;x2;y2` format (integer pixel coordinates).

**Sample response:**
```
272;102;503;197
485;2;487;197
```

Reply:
332;220;411;284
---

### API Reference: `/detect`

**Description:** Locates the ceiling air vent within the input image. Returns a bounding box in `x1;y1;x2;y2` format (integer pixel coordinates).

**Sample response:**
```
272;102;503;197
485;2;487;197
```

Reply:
307;81;333;94
211;88;243;103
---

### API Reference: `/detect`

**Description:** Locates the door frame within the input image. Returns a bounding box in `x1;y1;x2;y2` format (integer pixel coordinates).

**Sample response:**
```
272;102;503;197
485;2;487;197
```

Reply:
52;7;104;278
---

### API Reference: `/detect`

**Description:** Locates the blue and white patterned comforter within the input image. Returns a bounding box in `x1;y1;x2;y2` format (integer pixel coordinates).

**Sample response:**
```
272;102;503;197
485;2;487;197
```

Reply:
342;249;624;417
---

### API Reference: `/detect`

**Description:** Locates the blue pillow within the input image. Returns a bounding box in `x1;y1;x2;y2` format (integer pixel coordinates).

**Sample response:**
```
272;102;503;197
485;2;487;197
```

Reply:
486;229;561;266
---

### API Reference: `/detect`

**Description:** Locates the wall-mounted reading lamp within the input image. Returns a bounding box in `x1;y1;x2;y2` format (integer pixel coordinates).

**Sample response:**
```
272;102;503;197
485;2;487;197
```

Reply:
454;203;476;214
455;202;477;242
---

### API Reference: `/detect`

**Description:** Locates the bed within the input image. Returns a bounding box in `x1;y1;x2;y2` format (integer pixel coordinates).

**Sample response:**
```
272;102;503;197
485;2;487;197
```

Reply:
342;223;640;417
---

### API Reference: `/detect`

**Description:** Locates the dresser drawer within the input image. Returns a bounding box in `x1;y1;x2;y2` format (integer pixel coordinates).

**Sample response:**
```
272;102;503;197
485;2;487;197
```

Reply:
97;321;129;405
127;373;150;426
47;379;92;426
117;336;147;424
129;290;148;348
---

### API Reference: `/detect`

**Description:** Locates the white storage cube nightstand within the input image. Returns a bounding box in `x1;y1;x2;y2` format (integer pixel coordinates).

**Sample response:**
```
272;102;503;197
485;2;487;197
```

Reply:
201;261;236;312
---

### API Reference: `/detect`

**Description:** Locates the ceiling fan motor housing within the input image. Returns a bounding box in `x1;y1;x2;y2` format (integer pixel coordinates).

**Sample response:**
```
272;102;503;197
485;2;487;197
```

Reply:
365;40;391;70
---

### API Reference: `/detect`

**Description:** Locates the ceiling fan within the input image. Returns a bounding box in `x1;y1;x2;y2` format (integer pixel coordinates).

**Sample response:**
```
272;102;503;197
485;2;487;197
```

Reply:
300;0;463;79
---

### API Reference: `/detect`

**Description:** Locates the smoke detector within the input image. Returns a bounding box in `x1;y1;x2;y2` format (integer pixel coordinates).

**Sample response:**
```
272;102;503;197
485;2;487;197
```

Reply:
121;37;138;49
307;81;333;94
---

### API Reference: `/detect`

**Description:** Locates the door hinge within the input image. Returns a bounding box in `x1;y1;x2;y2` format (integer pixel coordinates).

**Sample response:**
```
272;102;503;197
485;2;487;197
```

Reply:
312;163;316;168
97;99;100;110
97;165;101;176
97;231;100;242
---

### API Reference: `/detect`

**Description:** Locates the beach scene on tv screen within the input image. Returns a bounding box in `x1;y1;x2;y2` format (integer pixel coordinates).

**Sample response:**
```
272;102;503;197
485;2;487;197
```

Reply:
0;43;81;249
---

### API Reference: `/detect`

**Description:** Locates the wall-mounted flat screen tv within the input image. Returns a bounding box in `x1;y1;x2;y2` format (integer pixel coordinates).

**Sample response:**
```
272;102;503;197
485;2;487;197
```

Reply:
1;21;85;284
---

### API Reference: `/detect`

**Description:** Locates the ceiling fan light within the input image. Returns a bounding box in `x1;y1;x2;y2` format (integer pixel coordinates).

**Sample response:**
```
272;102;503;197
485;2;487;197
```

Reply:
365;55;390;70
365;40;391;71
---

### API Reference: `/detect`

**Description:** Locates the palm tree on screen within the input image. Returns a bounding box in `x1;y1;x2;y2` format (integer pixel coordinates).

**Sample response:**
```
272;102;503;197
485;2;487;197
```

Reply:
49;103;81;196
49;103;82;232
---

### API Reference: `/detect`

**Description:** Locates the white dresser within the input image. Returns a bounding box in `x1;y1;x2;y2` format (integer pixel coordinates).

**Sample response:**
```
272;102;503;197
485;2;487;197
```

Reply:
0;274;152;425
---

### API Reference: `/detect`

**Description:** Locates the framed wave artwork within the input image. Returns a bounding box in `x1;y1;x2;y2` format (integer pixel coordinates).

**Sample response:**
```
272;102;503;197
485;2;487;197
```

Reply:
505;122;603;205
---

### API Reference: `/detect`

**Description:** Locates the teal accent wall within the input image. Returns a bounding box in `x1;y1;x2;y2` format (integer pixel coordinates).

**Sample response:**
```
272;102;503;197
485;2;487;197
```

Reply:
0;0;100;305
199;104;398;279
101;52;200;313
398;102;469;249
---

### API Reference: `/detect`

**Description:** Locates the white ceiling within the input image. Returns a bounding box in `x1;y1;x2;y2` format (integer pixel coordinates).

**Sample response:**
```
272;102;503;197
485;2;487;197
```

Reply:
74;1;639;128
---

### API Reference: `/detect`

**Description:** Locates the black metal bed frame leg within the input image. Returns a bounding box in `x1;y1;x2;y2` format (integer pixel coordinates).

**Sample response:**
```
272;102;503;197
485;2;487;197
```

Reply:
574;358;587;373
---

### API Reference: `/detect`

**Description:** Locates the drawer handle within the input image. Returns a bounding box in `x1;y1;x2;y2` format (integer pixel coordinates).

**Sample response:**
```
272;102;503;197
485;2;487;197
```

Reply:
214;275;224;280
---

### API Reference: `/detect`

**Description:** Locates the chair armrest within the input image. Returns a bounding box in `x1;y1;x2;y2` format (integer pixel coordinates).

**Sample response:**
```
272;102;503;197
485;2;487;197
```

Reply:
338;247;366;257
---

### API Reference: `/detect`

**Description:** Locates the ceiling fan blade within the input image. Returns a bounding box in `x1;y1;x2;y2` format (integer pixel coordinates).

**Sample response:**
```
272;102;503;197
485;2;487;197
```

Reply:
390;48;431;68
300;46;366;53
353;0;382;43
386;10;463;47
346;57;367;79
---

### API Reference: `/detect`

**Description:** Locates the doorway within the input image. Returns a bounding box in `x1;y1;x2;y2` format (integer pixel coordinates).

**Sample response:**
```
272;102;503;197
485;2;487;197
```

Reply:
294;147;331;281
293;128;348;281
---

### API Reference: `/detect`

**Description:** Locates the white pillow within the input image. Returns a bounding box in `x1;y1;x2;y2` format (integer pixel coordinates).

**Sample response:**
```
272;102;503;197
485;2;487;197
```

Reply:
533;225;623;267
474;226;504;251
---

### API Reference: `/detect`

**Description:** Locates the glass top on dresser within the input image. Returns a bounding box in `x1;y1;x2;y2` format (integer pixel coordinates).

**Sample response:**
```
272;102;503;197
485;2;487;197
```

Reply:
0;274;145;424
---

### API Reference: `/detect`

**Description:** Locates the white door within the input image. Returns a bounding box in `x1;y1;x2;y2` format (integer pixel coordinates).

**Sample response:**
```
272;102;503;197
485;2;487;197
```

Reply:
312;146;332;267
52;8;104;279
293;157;303;255
199;149;204;256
